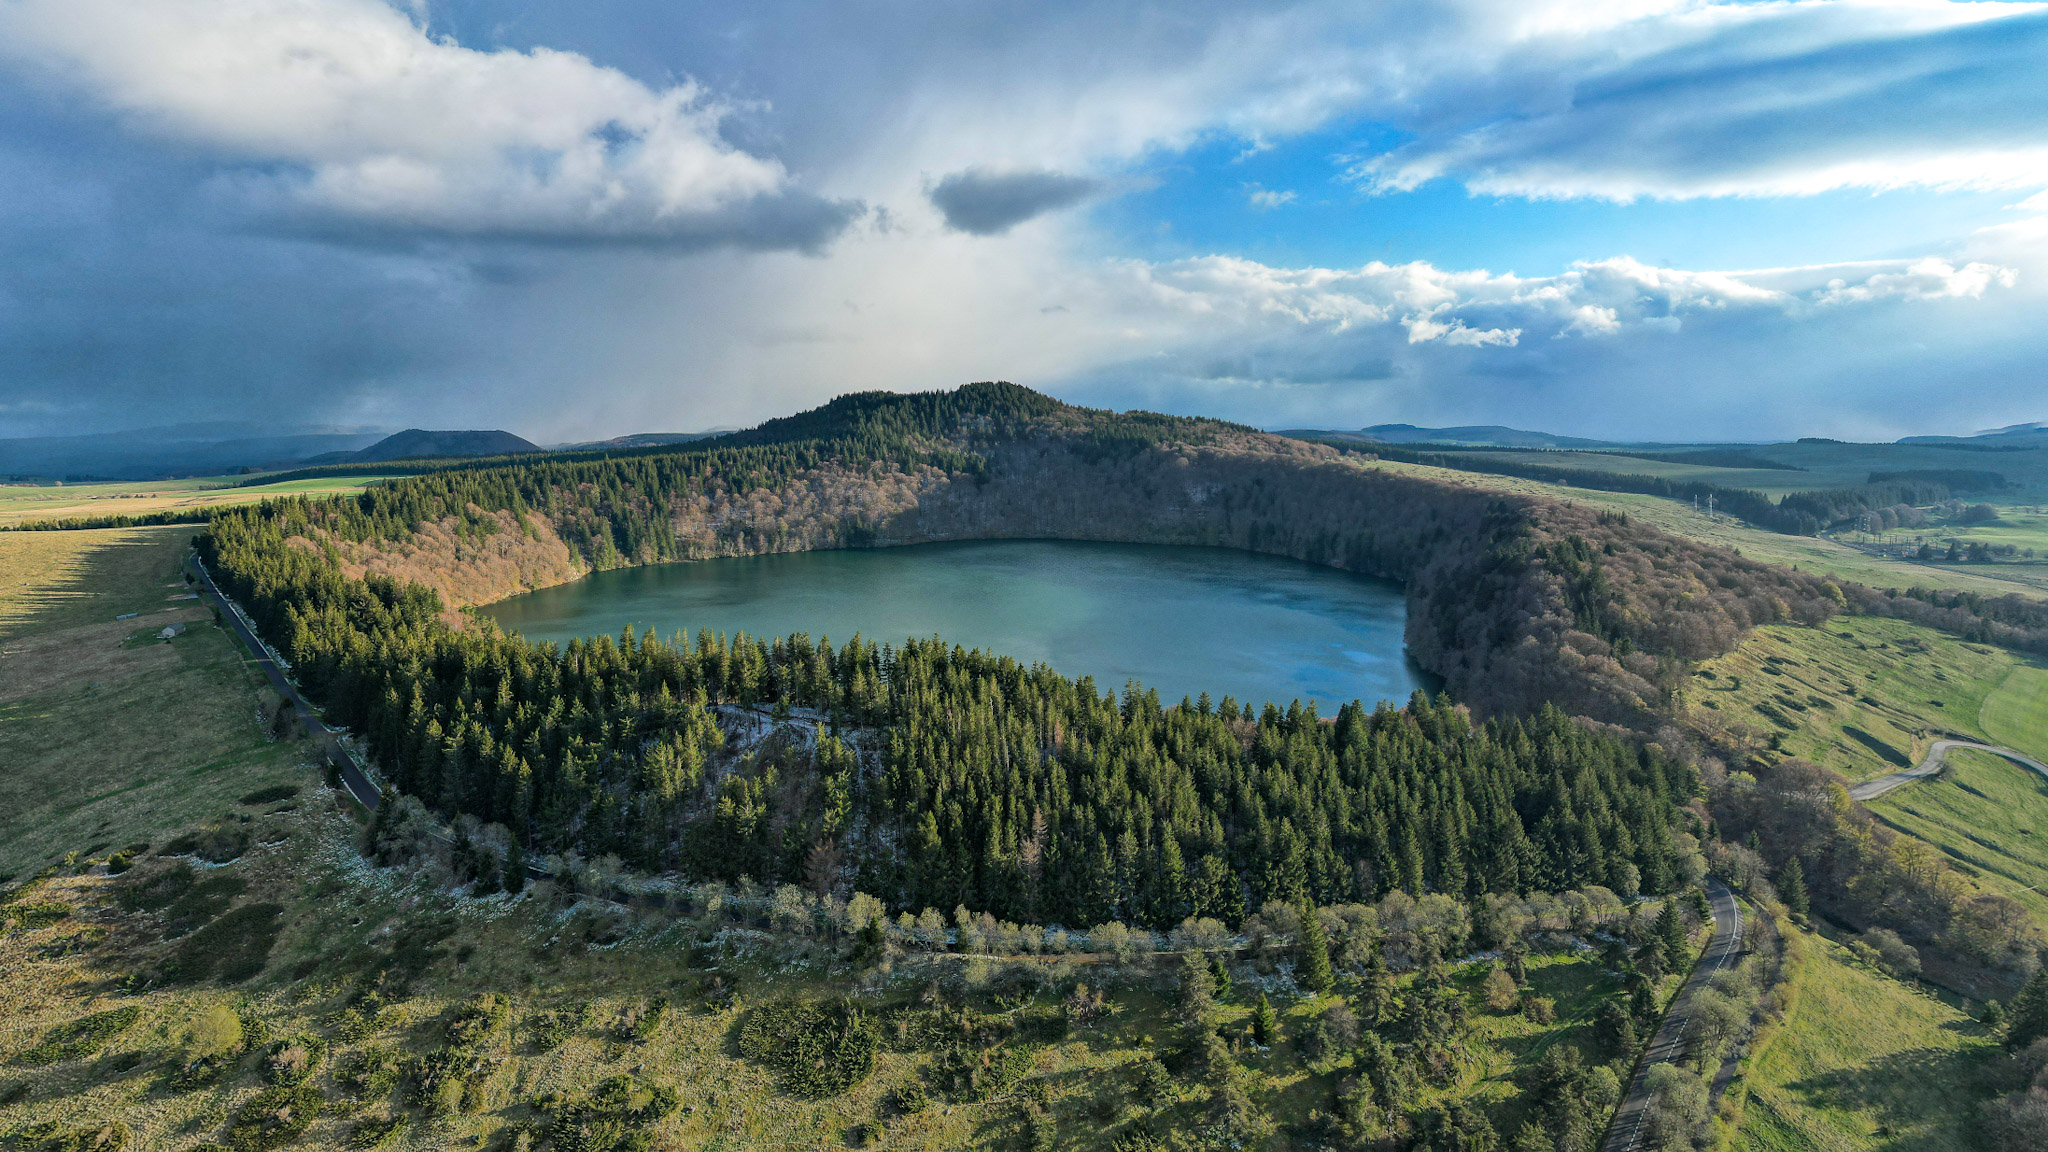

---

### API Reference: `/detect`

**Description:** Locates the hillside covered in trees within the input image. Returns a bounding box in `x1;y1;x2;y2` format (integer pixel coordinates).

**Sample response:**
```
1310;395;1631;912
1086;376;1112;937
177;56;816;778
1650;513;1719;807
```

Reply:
196;382;1796;923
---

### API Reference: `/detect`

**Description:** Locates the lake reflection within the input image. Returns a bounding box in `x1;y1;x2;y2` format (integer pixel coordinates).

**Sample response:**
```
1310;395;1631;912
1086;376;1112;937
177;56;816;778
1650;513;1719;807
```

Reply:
480;540;1426;712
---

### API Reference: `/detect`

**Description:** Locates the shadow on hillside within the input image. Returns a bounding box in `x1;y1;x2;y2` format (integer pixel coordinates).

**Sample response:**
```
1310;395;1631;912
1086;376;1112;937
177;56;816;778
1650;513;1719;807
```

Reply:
1779;1043;1998;1149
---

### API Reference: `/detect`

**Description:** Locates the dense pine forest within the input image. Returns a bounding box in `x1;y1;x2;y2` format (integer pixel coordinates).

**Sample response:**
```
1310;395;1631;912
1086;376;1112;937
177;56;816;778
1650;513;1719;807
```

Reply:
193;383;1744;923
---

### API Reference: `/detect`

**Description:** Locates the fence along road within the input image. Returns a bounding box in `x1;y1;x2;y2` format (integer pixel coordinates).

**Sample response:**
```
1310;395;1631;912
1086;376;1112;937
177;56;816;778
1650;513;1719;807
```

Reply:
187;552;385;815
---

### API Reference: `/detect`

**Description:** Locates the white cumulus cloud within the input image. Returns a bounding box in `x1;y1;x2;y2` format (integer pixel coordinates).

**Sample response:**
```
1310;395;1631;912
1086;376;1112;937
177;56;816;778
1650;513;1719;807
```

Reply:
0;0;850;245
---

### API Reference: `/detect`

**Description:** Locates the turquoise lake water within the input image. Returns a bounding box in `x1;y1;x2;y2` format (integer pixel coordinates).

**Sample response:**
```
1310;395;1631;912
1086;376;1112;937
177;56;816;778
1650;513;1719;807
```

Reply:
479;540;1425;711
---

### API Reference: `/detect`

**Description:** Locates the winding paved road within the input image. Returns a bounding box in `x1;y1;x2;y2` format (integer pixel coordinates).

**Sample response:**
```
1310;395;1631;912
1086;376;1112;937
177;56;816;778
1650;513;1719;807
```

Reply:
187;553;385;814
1848;738;2048;802
1601;876;1745;1152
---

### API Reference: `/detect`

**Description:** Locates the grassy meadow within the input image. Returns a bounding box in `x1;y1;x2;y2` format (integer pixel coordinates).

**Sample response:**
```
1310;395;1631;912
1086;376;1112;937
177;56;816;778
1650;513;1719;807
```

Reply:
0;525;311;882
0;473;393;528
1683;615;2040;783
1365;458;2048;599
1868;749;2048;922
1725;927;1999;1152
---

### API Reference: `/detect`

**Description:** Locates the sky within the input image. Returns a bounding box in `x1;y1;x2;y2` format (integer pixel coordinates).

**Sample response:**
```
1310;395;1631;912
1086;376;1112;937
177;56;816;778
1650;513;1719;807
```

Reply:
1;0;2044;443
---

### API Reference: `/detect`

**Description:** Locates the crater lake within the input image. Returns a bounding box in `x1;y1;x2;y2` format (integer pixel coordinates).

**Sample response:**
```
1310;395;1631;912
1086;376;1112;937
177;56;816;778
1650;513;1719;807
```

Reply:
479;540;1426;711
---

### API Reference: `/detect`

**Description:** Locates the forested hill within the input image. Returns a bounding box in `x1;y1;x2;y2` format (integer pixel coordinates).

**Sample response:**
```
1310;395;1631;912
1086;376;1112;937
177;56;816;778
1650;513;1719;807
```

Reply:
204;382;1845;725
192;380;1861;922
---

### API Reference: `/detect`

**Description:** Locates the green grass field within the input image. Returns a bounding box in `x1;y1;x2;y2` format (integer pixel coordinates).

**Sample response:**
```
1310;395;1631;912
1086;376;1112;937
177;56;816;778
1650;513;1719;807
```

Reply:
1981;662;2048;763
0;472;393;527
1685;616;2037;782
1727;928;1998;1152
0;526;310;882
1368;458;2048;599
1868;749;2048;922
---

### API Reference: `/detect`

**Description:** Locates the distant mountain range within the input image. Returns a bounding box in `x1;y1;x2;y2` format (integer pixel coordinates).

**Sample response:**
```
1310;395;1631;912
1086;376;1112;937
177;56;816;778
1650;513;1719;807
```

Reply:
1900;421;2048;445
551;431;732;452
1281;423;1643;450
0;422;390;480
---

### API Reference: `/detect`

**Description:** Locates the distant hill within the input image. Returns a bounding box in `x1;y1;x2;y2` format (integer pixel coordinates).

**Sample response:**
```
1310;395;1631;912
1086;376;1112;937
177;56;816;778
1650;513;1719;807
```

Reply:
1281;423;1628;450
346;429;542;463
1898;420;2048;447
0;422;389;480
551;431;732;452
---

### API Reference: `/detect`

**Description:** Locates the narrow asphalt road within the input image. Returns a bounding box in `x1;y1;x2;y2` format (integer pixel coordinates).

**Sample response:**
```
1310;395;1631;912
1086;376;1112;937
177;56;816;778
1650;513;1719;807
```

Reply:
187;553;385;814
1601;876;1744;1152
1849;738;2048;802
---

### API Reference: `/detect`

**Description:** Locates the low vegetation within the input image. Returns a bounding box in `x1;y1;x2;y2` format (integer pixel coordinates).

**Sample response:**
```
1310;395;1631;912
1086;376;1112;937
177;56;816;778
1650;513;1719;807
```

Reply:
1685;615;2036;782
1726;925;1999;1152
1870;749;2048;922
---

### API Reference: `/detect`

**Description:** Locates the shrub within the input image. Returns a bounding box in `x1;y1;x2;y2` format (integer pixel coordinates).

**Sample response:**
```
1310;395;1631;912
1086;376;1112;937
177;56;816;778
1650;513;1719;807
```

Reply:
225;1083;323;1151
3;900;73;930
104;843;150;875
12;1120;131;1152
929;1042;1037;1103
238;785;301;806
115;862;196;912
159;824;250;864
347;1115;406;1150
527;1002;594;1052
736;1001;880;1098
1482;964;1521;1013
622;997;668;1042
445;993;512;1051
261;1034;328;1085
1523;996;1557;1025
335;1047;403;1099
892;1081;932;1115
163;903;283;984
16;1006;142;1066
537;1075;678;1148
169;1006;246;1090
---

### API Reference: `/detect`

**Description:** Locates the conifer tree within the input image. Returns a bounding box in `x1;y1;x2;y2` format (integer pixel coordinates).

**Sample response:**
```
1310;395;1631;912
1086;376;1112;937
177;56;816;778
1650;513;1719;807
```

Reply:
1251;993;1277;1048
1776;858;1809;920
1298;903;1335;995
1655;899;1687;967
2004;963;2048;1051
1177;951;1217;1032
1358;951;1394;1026
505;837;528;895
1210;953;1233;1003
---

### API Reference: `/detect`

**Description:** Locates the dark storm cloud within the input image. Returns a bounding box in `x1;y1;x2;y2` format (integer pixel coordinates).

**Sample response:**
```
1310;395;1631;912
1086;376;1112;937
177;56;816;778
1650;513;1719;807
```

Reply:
927;168;1101;235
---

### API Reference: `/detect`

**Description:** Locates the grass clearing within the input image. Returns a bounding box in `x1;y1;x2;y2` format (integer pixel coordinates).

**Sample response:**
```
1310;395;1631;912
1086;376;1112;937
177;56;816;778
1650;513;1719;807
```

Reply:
1685;616;2030;782
0;473;393;528
1868;749;2048;922
1366;459;2048;598
1726;926;1997;1152
1981;661;2048;763
0;526;313;881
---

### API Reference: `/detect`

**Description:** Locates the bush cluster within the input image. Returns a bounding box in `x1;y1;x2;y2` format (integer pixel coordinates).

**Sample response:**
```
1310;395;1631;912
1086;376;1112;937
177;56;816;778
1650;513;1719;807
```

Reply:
736;1000;880;1098
15;1006;142;1066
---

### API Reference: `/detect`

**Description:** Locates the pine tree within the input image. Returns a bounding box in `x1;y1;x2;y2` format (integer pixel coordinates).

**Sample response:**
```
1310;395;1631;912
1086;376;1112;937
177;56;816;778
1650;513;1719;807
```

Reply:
1210;953;1233;1003
1298;903;1335;995
1176;951;1217;1031
505;836;528;895
2004;963;2048;1051
1358;951;1394;1025
1251;993;1277;1048
1777;858;1809;919
1655;899;1687;967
